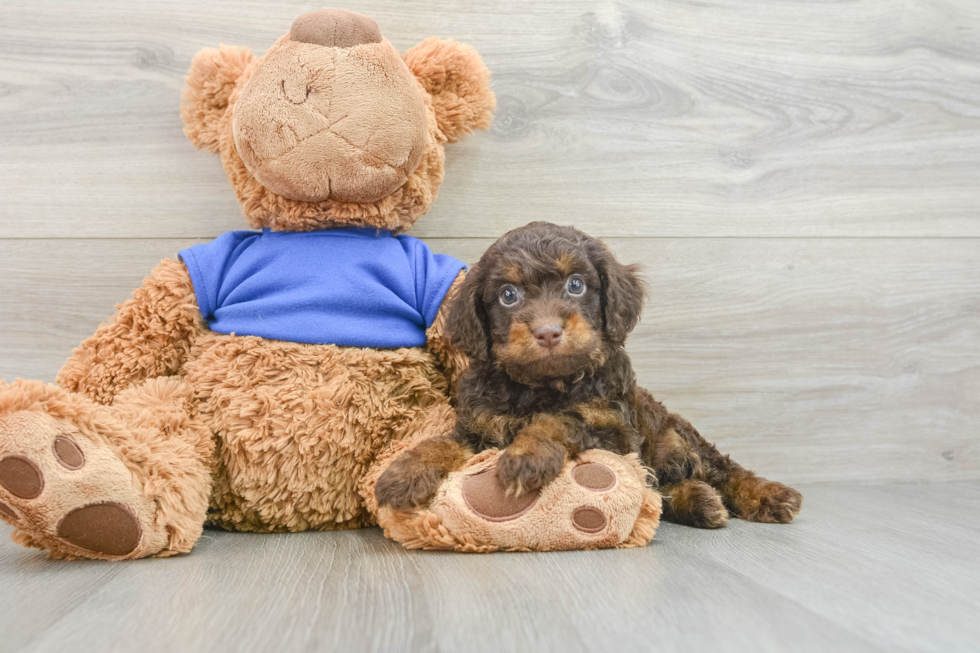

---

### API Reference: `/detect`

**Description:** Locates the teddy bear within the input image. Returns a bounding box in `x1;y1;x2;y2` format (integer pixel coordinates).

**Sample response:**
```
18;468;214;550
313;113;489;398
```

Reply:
0;9;659;559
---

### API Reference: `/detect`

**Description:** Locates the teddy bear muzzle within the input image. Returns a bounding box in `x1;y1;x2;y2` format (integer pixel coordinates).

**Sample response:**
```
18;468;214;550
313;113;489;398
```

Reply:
230;9;429;205
289;9;382;48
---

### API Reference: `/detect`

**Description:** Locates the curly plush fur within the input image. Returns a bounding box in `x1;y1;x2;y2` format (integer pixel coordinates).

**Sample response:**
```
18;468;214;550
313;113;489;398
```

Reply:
0;10;491;559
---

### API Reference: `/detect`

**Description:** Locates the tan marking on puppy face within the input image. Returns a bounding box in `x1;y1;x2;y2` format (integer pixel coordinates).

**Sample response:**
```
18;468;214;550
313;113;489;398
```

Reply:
556;252;578;276
494;310;604;382
496;321;540;363
563;312;597;351
501;263;522;284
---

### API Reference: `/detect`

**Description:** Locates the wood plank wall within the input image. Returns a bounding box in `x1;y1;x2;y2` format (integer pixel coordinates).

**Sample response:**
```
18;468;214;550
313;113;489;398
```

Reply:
1;0;978;485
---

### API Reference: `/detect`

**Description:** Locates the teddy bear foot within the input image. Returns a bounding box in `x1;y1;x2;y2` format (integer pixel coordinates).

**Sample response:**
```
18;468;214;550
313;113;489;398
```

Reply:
0;405;167;560
377;449;662;552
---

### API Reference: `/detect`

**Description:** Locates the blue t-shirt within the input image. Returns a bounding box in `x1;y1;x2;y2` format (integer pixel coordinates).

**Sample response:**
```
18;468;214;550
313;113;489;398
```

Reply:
178;228;466;348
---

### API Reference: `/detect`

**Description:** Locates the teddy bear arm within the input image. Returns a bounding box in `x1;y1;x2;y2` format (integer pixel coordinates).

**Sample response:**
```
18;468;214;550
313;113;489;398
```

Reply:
426;270;470;393
56;258;205;405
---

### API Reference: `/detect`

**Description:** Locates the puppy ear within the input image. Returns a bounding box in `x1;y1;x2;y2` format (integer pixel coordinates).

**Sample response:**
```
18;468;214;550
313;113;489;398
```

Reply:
180;45;256;153
404;38;495;143
589;241;645;345
444;266;491;362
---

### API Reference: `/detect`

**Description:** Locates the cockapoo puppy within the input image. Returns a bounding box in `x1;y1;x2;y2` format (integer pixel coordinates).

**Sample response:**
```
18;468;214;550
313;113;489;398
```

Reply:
377;222;802;528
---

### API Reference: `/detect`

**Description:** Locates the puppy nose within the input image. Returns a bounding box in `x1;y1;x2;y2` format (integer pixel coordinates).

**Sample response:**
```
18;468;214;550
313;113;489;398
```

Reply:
532;325;563;349
290;9;383;48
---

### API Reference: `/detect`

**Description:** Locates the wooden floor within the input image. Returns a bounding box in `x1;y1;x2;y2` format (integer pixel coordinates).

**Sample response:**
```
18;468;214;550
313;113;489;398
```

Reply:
1;482;977;653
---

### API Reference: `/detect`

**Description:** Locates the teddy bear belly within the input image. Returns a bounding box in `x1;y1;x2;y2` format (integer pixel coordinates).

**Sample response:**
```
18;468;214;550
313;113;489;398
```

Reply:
182;331;451;532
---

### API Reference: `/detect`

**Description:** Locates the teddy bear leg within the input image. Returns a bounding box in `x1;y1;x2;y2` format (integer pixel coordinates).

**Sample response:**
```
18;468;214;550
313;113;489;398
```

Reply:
368;417;662;551
0;377;213;560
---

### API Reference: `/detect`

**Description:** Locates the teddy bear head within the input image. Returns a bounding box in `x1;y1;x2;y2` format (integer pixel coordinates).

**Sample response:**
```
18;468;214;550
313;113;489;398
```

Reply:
180;9;494;232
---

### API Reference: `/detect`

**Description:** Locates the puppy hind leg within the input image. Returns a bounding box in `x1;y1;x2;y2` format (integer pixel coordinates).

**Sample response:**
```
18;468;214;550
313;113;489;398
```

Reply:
719;466;803;524
659;478;729;528
669;419;803;524
640;412;728;528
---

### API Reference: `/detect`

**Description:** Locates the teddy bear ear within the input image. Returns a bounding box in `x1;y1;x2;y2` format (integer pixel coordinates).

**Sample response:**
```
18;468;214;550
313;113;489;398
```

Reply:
180;45;256;153
404;38;496;143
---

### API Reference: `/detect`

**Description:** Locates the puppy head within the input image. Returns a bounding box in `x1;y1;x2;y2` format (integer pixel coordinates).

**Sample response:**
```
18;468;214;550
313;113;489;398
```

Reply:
446;222;644;384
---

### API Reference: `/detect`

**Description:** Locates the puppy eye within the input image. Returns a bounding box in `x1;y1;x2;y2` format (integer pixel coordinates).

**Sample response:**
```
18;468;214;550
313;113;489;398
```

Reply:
566;275;586;296
499;285;522;307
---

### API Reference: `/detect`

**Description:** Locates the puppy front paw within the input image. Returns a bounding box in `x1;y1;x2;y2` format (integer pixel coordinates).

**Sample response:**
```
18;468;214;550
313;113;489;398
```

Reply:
375;437;470;510
376;454;445;510
495;439;567;498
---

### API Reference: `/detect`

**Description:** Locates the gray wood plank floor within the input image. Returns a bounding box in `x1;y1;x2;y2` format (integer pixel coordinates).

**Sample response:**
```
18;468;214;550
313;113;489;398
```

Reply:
1;482;977;653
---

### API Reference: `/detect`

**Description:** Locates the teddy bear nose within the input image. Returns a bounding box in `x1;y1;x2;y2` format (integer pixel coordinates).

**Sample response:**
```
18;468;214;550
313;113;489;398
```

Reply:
532;325;563;349
290;9;383;48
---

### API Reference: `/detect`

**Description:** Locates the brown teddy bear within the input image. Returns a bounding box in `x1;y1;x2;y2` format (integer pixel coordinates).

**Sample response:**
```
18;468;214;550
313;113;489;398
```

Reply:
0;9;658;559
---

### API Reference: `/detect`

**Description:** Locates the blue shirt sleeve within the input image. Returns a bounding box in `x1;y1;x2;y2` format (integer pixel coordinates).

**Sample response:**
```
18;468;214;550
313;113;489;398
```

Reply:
401;236;467;328
178;231;256;319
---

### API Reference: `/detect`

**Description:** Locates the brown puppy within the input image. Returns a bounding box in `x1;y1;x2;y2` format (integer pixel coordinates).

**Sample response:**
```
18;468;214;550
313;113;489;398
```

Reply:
376;222;802;528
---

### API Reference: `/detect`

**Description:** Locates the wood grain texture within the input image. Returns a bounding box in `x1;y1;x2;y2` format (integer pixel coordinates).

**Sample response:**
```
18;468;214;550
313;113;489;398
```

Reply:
2;0;980;238
1;482;978;653
0;238;976;485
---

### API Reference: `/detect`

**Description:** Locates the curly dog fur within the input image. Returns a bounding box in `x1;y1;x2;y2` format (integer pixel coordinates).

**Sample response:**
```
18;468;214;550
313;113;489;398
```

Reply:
377;222;803;528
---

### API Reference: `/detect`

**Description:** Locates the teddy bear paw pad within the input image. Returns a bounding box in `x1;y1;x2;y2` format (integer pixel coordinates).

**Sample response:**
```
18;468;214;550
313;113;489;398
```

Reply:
0;409;160;559
460;469;539;521
571;462;616;491
53;437;85;470
0;500;18;519
0;455;44;499
571;506;608;533
57;503;142;556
